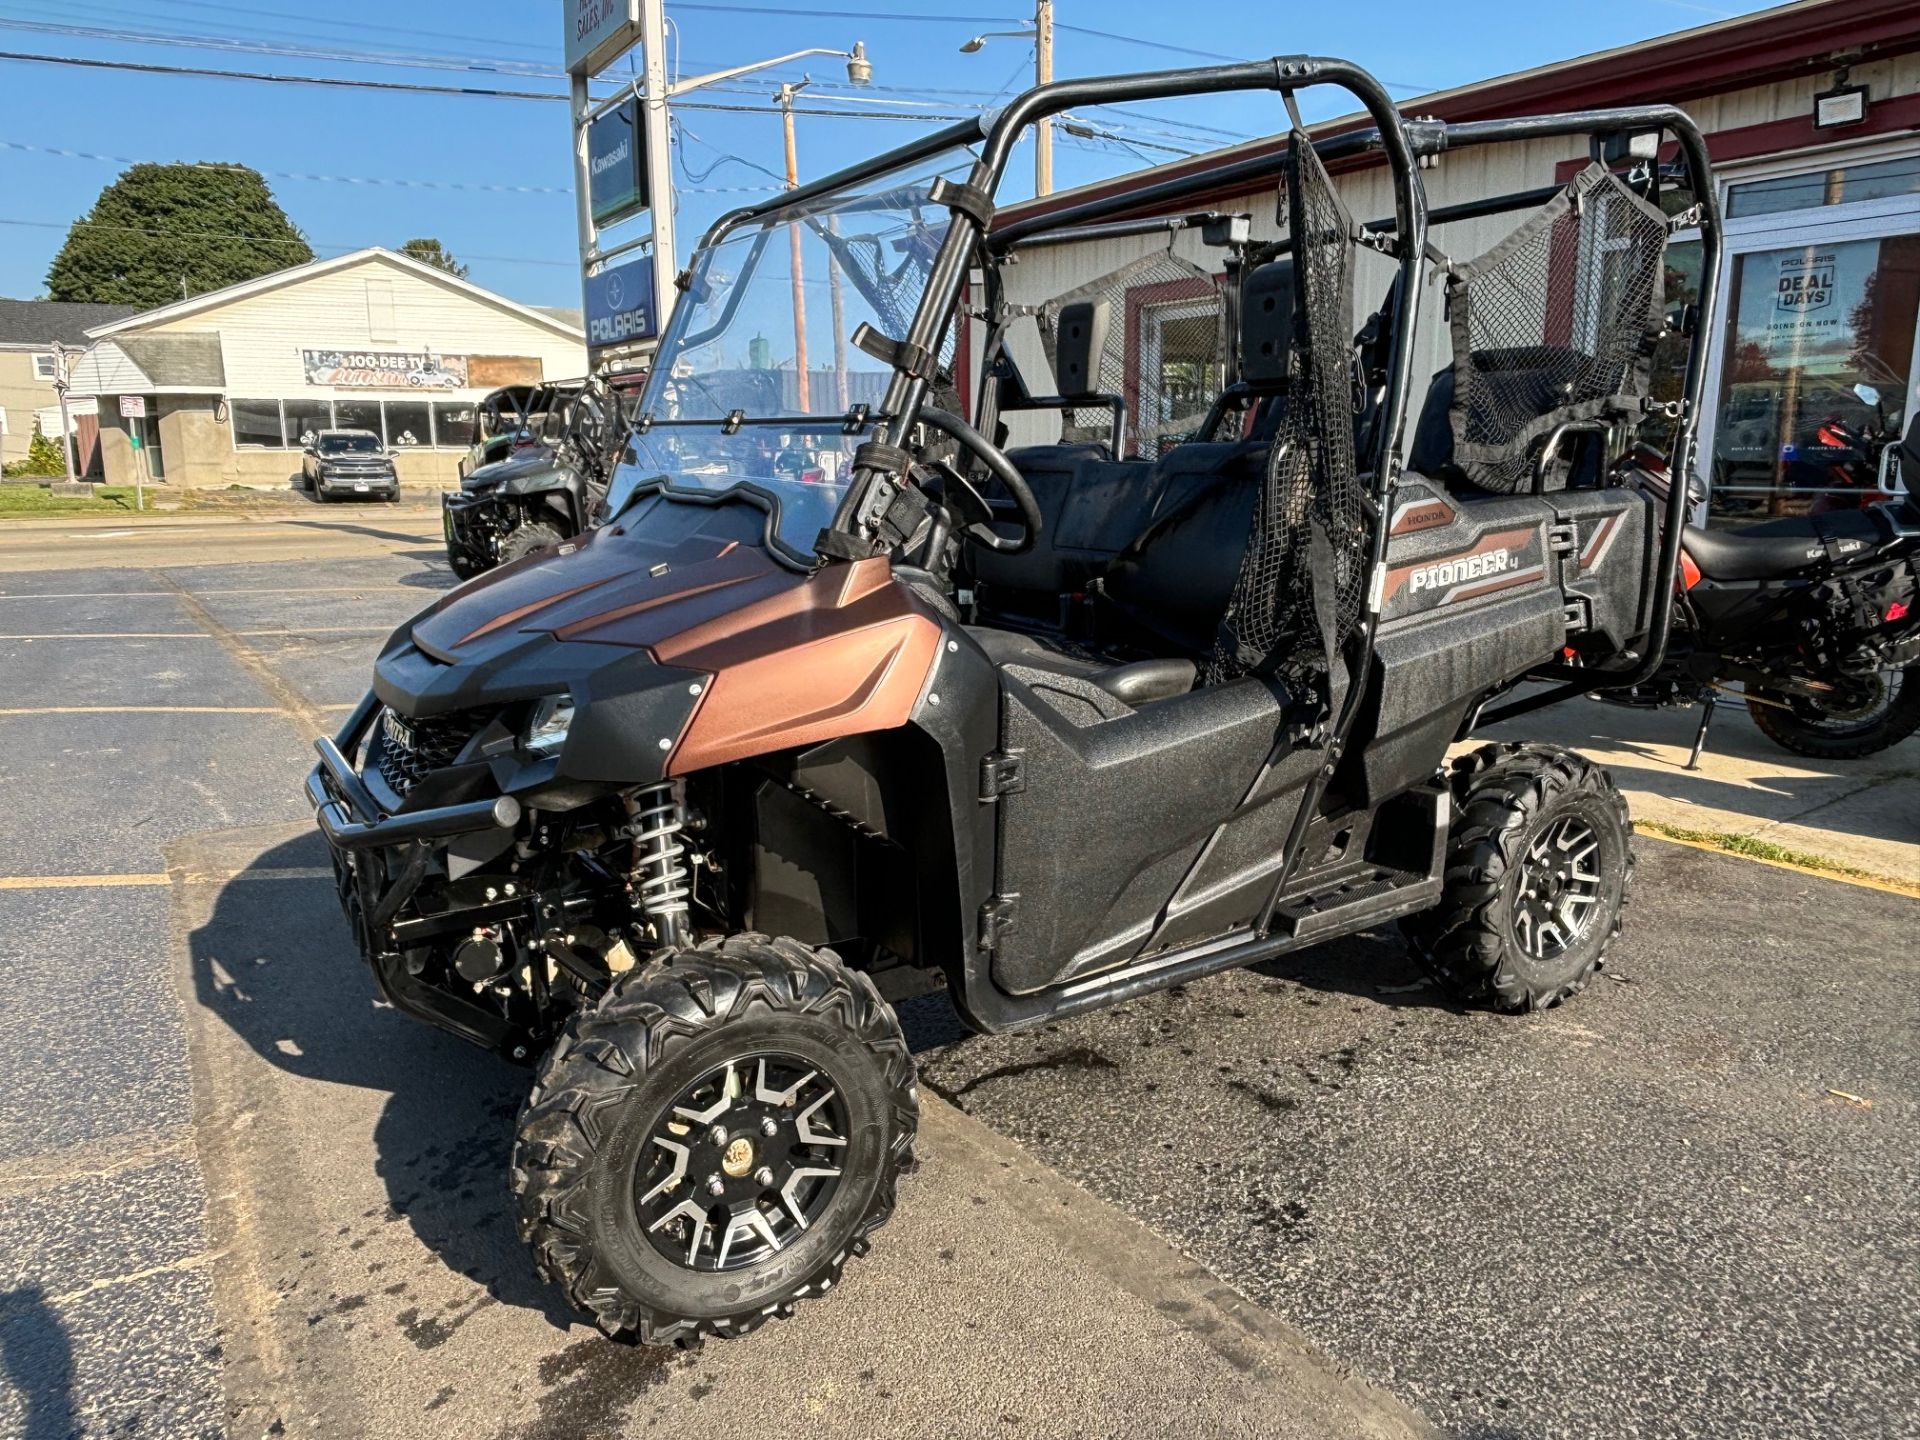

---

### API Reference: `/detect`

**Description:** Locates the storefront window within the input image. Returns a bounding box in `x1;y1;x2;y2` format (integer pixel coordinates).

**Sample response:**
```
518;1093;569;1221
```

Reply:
231;399;285;448
433;401;477;448
1727;156;1920;219
332;399;381;435
1709;233;1919;520
383;400;431;448
283;399;332;449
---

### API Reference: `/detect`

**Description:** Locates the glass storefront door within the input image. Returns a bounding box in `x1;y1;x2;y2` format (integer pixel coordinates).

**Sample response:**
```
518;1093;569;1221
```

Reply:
1699;156;1920;523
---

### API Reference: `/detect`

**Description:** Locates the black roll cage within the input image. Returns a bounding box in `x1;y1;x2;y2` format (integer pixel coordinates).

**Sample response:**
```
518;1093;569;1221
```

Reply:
980;100;1723;728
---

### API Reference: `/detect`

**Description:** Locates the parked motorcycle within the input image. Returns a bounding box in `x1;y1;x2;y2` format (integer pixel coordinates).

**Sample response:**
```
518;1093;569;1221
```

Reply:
1608;424;1920;762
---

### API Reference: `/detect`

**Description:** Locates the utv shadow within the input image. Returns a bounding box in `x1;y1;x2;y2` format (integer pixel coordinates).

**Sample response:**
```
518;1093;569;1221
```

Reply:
185;831;576;1333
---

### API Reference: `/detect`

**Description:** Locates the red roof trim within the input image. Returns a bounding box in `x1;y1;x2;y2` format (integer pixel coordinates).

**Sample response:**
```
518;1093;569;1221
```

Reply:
1550;90;1920;184
996;0;1920;232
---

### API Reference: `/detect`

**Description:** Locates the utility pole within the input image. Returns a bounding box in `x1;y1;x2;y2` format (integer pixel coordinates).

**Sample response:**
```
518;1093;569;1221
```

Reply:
50;342;76;486
962;5;1055;196
1035;0;1054;197
777;80;811;413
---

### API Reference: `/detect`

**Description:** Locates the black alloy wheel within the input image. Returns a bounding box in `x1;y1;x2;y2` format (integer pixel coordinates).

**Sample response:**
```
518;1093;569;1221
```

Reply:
1402;743;1633;1012
513;934;916;1346
636;1054;849;1272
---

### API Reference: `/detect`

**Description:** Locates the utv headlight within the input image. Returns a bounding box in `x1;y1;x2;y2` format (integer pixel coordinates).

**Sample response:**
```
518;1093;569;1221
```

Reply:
523;695;575;756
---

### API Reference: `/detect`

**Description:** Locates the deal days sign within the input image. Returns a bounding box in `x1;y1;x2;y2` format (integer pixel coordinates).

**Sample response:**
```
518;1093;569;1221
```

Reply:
302;350;470;389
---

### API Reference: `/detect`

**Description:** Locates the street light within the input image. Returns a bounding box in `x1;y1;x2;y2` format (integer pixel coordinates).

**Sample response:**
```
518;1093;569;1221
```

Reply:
959;2;1054;195
665;43;871;98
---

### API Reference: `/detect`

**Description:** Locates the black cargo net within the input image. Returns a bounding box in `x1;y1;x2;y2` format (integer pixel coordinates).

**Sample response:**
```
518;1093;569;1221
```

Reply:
1000;244;1226;457
1209;130;1363;693
817;206;960;376
1445;162;1669;493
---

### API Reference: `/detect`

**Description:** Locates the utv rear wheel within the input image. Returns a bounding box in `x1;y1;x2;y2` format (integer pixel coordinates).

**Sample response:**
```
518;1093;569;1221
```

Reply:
1747;666;1920;760
1403;743;1632;1012
512;934;916;1346
497;520;565;566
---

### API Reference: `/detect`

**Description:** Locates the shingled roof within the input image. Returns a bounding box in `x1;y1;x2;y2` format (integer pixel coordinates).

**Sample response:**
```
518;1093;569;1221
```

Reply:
0;298;139;349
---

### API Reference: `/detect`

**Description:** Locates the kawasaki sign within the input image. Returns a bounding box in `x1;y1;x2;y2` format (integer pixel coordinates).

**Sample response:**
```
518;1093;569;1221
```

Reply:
589;99;647;224
585;258;657;349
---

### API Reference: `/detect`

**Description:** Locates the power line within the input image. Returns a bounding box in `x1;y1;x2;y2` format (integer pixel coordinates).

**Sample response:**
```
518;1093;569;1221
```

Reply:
0;48;565;100
0;139;572;196
0;214;577;268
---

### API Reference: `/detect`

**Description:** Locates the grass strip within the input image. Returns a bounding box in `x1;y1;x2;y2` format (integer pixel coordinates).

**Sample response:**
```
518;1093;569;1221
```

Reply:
1634;818;1920;899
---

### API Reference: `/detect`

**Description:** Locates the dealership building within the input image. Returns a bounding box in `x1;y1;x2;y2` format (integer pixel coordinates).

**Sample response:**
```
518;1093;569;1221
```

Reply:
987;0;1920;522
67;247;587;489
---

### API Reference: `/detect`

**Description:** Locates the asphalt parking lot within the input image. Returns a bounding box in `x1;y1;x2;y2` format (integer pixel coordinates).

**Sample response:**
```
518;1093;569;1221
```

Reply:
0;509;1915;1439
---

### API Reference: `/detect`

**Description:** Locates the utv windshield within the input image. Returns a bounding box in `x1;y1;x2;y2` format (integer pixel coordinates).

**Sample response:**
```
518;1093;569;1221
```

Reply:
605;142;978;562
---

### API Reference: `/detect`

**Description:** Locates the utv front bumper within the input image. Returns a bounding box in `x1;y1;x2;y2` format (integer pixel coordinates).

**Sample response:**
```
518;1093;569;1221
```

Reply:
306;696;533;1053
306;695;521;854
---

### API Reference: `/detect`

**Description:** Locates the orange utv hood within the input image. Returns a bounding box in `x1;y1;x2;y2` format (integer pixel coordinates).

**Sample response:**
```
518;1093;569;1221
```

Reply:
406;524;944;776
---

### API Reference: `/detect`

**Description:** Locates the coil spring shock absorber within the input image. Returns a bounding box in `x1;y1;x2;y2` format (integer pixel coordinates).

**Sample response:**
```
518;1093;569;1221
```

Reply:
627;781;691;948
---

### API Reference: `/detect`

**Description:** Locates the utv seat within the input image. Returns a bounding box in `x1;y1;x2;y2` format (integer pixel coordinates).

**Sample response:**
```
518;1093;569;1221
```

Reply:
1680;509;1891;582
965;626;1196;706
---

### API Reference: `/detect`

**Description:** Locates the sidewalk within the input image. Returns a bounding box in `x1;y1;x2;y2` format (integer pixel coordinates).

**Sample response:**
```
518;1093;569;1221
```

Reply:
1471;691;1920;888
172;823;1437;1440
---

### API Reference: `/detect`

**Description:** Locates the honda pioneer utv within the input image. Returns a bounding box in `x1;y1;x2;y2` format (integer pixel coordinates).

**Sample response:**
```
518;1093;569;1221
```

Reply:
308;58;1721;1347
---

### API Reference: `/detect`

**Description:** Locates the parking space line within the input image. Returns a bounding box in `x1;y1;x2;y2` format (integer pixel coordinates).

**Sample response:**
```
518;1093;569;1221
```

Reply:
0;632;210;639
0;868;330;891
0;627;388;639
0;588;402;599
0;706;282;716
151;573;335;736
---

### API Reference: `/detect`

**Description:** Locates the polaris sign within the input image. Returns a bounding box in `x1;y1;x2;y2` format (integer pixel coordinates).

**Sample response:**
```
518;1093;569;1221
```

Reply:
589;100;647;224
585;258;657;349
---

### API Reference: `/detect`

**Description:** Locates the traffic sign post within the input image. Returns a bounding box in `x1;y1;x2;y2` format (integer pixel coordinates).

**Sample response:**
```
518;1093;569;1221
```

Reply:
119;394;148;511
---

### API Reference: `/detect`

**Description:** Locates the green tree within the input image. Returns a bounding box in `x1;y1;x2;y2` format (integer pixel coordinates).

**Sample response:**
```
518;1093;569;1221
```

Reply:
398;237;470;279
45;163;313;308
2;425;70;479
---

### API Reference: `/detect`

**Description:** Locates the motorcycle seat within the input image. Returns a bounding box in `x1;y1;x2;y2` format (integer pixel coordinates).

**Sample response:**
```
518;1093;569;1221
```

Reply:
1681;509;1890;582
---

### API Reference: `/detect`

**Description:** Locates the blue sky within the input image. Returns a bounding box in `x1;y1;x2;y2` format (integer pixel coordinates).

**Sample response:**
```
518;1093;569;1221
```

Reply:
0;0;1780;310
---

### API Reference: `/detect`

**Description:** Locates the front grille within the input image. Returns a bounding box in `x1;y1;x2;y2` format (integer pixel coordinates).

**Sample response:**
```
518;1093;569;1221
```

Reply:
375;706;490;795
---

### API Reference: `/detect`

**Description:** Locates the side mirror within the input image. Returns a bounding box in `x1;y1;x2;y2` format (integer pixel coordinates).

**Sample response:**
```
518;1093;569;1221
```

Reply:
1854;382;1882;408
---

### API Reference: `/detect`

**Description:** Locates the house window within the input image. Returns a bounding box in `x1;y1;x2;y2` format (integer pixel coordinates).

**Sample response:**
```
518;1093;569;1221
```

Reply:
284;399;333;449
33;353;57;380
433;401;477;448
332;399;381;435
383;400;432;449
1728;155;1920;219
231;399;286;448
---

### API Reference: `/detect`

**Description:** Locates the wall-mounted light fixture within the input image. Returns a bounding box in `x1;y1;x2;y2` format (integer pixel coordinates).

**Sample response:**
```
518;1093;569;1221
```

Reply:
1814;72;1869;129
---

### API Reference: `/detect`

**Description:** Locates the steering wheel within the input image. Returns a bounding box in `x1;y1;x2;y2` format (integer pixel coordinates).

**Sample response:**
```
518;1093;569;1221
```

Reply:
917;406;1042;555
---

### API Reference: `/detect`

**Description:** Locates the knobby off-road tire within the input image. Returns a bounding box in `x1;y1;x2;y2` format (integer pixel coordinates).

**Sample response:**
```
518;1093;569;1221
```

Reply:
1402;743;1633;1012
497;520;565;566
512;934;917;1347
445;547;487;580
1747;665;1920;760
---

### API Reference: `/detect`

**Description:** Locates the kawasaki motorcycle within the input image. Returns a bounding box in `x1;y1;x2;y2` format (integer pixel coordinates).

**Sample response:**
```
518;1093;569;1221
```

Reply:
1612;418;1920;762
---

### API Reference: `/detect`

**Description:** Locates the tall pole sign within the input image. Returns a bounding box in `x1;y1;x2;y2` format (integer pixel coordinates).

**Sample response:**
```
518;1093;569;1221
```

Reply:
567;0;674;367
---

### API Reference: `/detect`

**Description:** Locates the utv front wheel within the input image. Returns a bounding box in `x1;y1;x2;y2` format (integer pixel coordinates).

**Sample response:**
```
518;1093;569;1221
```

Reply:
1403;743;1632;1012
497;520;565;566
512;935;916;1346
